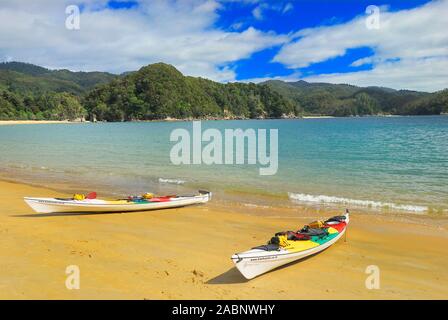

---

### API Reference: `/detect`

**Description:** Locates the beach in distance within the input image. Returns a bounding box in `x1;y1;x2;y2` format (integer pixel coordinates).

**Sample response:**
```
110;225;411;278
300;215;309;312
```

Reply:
0;120;74;125
1;179;447;299
0;115;334;126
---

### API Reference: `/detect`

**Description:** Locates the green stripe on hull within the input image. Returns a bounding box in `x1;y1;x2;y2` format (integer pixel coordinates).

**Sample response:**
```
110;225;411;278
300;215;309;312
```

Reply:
311;232;339;245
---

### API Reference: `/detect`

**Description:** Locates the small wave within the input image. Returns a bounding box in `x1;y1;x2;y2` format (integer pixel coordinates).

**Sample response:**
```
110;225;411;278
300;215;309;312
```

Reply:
243;203;271;209
7;163;27;169
288;192;428;213
158;178;186;185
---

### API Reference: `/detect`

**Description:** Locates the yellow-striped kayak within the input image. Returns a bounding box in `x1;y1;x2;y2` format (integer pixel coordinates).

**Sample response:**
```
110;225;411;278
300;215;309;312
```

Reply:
24;190;211;214
232;211;349;279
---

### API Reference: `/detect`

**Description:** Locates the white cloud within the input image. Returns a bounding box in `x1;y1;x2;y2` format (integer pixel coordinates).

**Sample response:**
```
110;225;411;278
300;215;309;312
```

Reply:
274;0;448;92
303;57;448;92
252;2;294;21
1;0;445;91
252;6;263;20
282;3;293;14
230;21;245;30
239;70;303;84
350;56;376;67
0;0;286;82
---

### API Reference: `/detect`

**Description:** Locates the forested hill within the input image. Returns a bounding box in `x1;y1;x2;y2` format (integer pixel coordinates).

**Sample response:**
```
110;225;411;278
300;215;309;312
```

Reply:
0;62;117;94
0;61;447;121
261;80;448;116
83;63;296;121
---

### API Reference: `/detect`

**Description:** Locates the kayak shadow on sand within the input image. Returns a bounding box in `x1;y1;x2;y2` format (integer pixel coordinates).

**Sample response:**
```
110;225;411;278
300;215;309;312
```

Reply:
207;249;333;284
11;212;123;217
206;267;250;284
11;207;183;218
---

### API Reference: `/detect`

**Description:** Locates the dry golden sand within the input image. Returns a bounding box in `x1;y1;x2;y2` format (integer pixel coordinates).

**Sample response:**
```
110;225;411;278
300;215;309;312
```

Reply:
0;179;447;299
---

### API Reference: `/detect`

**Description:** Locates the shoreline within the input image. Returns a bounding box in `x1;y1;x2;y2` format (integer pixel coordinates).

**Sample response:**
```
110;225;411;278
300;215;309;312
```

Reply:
301;115;335;119
1;161;446;219
1;114;447;126
1;168;446;219
0;179;447;299
0;117;333;125
0;120;85;126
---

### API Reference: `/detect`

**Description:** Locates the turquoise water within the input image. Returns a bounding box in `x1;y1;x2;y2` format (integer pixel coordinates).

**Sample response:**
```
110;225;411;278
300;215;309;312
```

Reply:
1;116;447;214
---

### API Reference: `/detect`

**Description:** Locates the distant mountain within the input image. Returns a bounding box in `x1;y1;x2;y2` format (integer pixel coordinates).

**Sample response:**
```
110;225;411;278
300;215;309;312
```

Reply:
0;62;117;120
260;79;444;116
0;61;50;76
0;69;85;95
0;61;447;121
0;61;117;94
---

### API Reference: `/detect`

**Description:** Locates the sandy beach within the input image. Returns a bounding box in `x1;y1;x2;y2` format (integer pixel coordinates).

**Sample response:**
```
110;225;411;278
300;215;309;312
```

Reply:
0;179;447;300
301;116;336;119
0;120;83;126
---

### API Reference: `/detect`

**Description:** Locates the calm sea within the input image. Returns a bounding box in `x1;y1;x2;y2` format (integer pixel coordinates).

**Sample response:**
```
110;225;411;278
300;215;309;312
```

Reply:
1;116;447;215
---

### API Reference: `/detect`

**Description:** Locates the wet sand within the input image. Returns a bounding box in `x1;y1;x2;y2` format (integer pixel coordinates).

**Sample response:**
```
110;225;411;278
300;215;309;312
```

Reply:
0;179;447;299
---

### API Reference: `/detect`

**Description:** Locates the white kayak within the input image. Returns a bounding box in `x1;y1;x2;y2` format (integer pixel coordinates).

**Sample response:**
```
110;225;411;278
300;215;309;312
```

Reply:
232;212;349;279
24;190;212;214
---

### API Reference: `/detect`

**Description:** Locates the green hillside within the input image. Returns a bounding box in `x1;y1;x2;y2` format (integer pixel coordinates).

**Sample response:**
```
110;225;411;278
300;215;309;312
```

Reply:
0;61;447;121
261;80;444;116
0;62;117;120
83;63;296;121
0;62;117;94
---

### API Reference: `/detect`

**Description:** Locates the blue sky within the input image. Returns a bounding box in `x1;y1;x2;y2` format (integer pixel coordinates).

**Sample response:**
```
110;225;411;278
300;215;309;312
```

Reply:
106;0;138;10
216;0;431;33
0;0;447;91
214;0;432;80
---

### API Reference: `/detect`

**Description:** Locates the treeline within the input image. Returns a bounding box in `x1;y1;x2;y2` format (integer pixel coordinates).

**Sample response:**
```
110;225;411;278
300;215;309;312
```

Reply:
0;61;116;93
263;80;448;116
0;90;86;120
0;62;295;121
0;61;447;121
0;61;114;120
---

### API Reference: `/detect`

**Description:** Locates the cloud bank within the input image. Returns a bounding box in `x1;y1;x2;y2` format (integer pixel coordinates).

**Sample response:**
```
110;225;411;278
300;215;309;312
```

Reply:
0;0;286;81
274;0;448;92
0;0;446;91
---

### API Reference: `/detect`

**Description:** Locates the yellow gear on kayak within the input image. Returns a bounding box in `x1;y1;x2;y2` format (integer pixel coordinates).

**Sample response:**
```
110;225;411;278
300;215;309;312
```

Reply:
277;235;289;247
142;193;154;199
308;220;324;229
73;194;85;201
327;227;338;234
